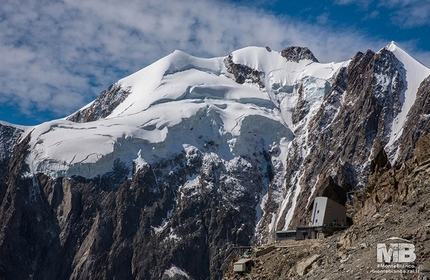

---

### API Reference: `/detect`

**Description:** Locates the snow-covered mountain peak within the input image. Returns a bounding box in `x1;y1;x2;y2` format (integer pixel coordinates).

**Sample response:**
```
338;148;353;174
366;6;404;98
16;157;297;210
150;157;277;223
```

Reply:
385;41;401;51
100;46;345;124
229;46;289;72
22;42;429;191
24;45;351;180
382;41;428;69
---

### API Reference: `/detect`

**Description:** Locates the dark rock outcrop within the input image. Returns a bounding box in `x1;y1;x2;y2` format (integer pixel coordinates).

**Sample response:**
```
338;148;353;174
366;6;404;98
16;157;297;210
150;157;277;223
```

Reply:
291;84;309;124
415;134;430;165
317;176;347;206
224;55;265;88
67;83;131;123
370;147;391;174
280;46;319;63
0;123;24;203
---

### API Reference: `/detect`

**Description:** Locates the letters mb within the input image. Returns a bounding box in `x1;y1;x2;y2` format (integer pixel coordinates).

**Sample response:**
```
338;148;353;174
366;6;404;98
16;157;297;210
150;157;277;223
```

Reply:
377;243;416;263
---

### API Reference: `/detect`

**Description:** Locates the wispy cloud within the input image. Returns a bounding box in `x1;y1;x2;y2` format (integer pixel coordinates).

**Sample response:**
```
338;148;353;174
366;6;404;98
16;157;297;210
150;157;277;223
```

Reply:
0;0;401;122
335;0;430;28
335;0;373;8
379;0;430;28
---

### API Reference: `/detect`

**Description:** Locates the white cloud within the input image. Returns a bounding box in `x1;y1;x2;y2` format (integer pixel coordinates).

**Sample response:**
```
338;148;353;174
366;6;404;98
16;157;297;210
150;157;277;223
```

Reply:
0;0;409;122
335;0;373;6
335;0;430;28
380;0;430;28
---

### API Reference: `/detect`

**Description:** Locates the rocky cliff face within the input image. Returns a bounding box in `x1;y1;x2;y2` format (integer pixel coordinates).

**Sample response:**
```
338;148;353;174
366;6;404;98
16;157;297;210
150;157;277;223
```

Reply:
395;76;430;162
278;47;430;230
0;122;24;168
0;44;429;280
0;131;277;280
0;122;24;203
222;134;430;280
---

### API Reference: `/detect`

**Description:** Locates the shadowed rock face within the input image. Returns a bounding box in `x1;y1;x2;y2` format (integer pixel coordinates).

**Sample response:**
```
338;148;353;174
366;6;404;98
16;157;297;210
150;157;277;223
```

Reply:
282;48;412;229
0;123;23;203
0;130;275;280
0;123;23;161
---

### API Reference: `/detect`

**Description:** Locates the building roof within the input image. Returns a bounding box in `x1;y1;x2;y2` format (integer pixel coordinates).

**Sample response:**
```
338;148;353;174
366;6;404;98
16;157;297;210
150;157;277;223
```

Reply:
275;230;297;234
234;259;252;264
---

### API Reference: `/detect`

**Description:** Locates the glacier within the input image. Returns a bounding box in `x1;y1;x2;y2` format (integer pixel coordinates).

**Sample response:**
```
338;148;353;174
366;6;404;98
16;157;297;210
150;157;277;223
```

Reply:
25;46;347;180
10;43;430;238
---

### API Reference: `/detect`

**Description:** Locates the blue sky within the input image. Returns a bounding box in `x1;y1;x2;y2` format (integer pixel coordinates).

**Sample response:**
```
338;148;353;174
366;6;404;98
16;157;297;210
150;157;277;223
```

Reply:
0;0;429;125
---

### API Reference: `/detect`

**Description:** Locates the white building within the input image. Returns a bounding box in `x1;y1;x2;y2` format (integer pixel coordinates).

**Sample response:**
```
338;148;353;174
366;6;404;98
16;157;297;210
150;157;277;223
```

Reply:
309;197;347;227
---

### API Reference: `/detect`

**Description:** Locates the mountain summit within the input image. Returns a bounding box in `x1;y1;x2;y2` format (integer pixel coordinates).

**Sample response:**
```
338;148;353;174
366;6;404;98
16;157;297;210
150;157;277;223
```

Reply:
27;46;346;180
0;43;429;279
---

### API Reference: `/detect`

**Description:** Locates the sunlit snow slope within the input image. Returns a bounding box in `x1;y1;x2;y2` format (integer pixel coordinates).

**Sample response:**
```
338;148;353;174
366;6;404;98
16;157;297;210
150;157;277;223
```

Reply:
26;47;346;179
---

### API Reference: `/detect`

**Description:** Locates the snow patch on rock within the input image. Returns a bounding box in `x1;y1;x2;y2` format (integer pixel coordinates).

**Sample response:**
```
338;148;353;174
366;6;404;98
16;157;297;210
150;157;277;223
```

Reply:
164;265;190;279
